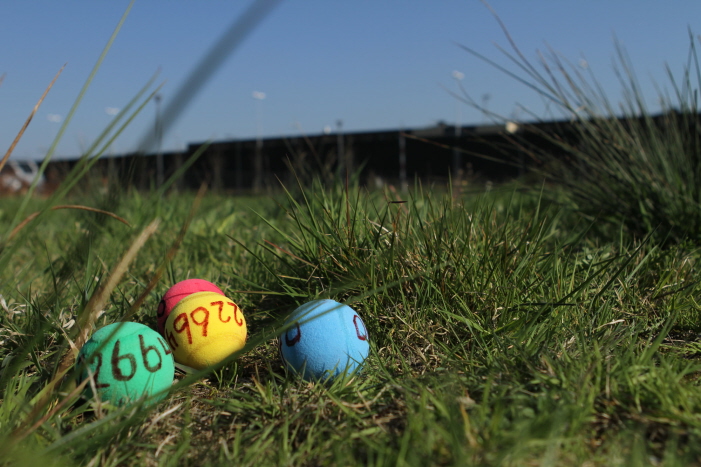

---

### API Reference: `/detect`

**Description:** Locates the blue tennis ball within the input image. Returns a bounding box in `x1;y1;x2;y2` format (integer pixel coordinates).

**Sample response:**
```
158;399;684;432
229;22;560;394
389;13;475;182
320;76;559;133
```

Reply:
77;322;175;406
280;299;370;380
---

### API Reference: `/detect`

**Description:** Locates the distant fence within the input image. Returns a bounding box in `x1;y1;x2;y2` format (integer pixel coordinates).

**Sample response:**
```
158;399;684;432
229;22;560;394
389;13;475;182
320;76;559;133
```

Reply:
39;117;587;193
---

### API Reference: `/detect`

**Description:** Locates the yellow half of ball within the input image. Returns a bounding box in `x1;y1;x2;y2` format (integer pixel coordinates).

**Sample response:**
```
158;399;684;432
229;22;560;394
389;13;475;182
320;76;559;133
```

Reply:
163;291;247;370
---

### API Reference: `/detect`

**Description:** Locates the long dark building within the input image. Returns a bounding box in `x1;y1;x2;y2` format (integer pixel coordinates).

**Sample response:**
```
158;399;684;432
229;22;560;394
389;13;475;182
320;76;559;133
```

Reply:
40;117;578;193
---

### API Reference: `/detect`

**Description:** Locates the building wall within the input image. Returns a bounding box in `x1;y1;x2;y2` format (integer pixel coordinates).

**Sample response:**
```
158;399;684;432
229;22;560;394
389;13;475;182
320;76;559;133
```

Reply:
42;119;585;192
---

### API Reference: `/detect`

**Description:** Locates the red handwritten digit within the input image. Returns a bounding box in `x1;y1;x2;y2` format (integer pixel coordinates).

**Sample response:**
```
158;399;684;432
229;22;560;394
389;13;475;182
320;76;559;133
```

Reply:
111;339;137;381
173;312;192;344
165;329;179;350
228;302;243;326
139;334;163;373
212;301;229;323
191;306;210;337
353;315;368;341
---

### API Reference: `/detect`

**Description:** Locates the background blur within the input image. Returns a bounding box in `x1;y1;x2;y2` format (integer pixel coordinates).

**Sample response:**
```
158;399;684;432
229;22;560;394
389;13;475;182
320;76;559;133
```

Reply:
2;1;701;160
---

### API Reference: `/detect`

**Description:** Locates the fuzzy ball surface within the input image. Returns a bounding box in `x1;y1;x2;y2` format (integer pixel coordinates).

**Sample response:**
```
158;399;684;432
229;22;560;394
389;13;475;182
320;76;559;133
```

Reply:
157;279;225;335
280;299;370;381
164;291;247;370
77;322;175;406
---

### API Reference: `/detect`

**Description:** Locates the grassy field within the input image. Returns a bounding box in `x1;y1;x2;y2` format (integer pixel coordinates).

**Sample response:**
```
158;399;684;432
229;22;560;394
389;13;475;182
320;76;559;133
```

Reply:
3;5;701;464
0;177;700;466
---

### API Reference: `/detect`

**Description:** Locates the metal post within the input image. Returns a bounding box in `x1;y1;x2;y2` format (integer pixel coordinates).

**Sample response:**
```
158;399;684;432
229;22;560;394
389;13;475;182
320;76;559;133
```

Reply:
252;91;266;192
337;119;344;175
155;94;163;189
451;71;464;185
235;141;243;191
399;130;407;193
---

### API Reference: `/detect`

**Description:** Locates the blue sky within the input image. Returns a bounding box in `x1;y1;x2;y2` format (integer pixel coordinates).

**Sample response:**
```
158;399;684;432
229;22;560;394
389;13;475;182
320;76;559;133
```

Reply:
2;1;701;160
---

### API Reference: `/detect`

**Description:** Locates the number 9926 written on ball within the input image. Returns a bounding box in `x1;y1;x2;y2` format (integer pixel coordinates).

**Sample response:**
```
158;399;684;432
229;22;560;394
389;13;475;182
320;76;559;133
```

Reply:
164;291;247;370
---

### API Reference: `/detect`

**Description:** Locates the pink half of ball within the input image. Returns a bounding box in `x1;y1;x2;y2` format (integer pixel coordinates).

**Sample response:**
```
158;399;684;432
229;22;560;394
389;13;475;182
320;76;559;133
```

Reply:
156;279;224;335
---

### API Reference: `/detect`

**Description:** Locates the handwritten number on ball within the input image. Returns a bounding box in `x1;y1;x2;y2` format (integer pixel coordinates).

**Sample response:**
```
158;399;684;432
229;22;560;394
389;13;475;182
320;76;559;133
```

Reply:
191;306;210;337
157;337;172;355
212;300;243;326
212;301;229;323
172;301;242;347
139;334;163;373
285;322;301;346
229;302;243;326
111;340;137;381
165;329;179;350
173;313;192;344
353;315;368;341
86;337;167;388
88;353;110;388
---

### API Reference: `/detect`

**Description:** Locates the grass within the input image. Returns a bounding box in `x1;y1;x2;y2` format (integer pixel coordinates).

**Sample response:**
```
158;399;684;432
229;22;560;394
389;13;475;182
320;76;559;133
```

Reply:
3;4;701;465
457;11;701;246
1;181;701;465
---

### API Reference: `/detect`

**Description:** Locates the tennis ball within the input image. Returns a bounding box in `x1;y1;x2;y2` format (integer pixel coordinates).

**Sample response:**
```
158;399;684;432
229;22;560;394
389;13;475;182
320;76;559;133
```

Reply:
280;299;370;381
157;279;224;335
77;322;175;406
163;291;247;370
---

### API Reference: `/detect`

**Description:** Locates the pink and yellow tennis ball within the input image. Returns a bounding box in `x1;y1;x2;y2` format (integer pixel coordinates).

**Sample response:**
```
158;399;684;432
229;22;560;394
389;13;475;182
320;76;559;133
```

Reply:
163;291;247;370
157;279;224;335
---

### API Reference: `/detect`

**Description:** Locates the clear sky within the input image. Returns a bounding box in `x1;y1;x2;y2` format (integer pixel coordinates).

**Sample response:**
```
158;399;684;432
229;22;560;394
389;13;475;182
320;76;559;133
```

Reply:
2;1;701;160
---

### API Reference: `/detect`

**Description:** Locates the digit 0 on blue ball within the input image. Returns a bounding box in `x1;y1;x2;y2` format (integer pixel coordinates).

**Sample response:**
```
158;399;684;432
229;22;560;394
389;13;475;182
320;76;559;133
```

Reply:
280;299;369;381
77;322;175;406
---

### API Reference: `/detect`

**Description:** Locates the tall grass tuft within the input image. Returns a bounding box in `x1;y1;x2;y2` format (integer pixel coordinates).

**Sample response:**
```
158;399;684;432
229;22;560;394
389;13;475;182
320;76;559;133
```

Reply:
459;15;701;245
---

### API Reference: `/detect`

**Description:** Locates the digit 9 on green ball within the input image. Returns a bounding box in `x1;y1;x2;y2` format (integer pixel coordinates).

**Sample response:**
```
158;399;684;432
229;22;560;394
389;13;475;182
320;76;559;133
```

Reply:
77;322;175;406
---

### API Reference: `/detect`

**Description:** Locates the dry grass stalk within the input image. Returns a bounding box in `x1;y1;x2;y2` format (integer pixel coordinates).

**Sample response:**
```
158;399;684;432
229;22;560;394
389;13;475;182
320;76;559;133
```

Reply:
9;219;161;441
119;184;208;322
10;375;90;442
66;218;161;365
0;65;65;174
7;204;131;242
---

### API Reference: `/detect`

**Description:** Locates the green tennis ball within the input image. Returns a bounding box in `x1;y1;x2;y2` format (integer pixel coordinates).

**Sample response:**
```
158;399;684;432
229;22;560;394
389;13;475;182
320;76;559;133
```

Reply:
77;322;175;406
164;291;247;370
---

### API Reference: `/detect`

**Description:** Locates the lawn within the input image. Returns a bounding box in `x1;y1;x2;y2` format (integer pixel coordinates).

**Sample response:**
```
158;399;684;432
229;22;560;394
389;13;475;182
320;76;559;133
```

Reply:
3;5;701;464
0;178;700;466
